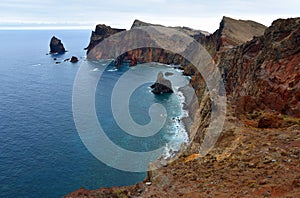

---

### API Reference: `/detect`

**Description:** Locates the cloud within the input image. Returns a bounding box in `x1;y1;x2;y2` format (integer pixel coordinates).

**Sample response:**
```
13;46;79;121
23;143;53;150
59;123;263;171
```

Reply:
0;0;299;31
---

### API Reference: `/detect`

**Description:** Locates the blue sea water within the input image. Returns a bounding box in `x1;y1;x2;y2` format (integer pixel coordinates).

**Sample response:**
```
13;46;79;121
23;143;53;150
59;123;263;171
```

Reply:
0;30;189;197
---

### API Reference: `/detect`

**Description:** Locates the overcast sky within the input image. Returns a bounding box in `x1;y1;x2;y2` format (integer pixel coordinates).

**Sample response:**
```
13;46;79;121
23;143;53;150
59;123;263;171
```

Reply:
0;0;299;32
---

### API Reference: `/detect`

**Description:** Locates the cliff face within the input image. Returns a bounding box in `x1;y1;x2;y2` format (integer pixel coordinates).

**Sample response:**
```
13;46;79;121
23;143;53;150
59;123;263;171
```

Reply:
86;19;210;66
187;17;300;117
217;17;266;51
85;24;126;55
218;17;300;117
183;17;266;76
188;17;300;152
195;16;266;57
86;18;265;68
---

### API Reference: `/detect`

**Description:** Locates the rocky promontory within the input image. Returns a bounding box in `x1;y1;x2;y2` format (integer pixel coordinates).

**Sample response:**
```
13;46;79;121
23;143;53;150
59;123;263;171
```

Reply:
86;19;210;66
85;24;126;55
86;17;266;68
198;16;266;56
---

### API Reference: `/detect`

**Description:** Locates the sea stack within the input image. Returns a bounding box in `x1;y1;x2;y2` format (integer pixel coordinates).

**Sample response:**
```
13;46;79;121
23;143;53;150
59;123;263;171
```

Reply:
70;56;79;63
50;36;66;54
151;71;173;94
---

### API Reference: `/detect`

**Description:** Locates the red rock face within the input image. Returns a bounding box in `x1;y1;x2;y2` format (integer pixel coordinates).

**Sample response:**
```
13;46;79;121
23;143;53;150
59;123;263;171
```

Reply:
218;18;300;117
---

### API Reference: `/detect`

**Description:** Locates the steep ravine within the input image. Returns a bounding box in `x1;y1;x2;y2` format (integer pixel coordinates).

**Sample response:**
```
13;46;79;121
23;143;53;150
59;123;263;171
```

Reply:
66;17;300;197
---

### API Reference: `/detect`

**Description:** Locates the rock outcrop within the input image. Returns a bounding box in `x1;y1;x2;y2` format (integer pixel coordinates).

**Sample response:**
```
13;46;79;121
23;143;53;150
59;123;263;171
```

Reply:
49;36;66;54
218;17;300;117
198;16;266;56
186;17;300;118
131;19;210;38
85;24;126;55
86;18;266;70
86;19;210;66
70;56;79;63
187;17;300;154
183;16;266;76
150;72;173;94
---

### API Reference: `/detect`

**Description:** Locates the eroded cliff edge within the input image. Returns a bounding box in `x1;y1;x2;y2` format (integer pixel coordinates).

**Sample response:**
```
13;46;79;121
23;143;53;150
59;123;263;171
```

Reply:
187;16;300;159
85;17;265;67
67;17;300;197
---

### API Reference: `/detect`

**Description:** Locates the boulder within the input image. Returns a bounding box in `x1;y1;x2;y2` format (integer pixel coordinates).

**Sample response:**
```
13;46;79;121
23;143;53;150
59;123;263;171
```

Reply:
150;72;173;94
50;36;66;54
257;114;283;128
70;56;79;63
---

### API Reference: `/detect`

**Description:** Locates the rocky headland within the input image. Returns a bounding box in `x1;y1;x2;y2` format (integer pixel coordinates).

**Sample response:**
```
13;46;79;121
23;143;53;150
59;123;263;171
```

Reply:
85;24;126;55
66;16;300;197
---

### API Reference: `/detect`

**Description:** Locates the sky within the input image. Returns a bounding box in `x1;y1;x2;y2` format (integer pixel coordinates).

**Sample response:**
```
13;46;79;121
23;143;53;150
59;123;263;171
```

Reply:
0;0;299;32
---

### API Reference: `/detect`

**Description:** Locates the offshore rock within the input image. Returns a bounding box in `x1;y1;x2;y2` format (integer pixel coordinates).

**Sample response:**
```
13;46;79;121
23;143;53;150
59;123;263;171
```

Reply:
150;71;173;94
70;56;79;63
49;36;66;54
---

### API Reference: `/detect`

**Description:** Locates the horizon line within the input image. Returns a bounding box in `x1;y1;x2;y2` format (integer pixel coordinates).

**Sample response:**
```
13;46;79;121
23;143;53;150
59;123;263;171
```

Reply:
0;25;95;30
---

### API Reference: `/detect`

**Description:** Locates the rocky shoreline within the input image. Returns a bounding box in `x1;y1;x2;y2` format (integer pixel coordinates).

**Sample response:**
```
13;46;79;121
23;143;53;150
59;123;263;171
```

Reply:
161;77;191;160
66;16;300;197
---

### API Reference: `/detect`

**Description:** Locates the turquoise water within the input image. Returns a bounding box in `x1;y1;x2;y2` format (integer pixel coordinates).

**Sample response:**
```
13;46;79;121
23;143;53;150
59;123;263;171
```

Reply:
0;30;188;197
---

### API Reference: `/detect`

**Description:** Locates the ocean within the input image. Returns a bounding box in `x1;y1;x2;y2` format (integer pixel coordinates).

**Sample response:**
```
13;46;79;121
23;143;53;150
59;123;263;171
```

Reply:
0;30;189;197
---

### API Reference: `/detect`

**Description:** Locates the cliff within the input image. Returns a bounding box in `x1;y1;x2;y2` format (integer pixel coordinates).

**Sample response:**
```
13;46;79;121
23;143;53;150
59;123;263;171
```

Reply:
86;19;210;66
183;16;266;75
183;17;299;155
67;17;300;197
85;24;126;55
86;17;266;70
187;17;300;157
199;16;266;56
131;19;210;38
219;17;300;117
